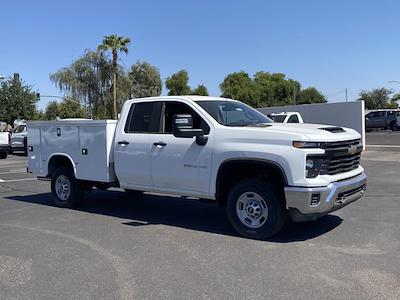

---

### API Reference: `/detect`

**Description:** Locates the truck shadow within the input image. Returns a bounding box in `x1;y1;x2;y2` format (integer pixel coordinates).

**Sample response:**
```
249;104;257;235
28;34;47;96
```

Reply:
6;189;342;243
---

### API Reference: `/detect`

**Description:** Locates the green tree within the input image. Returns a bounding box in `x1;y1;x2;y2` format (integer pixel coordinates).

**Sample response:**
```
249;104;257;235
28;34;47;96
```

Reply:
50;50;130;119
165;70;191;95
44;101;60;120
191;84;209;96
253;72;276;107
44;100;87;120
98;34;131;119
0;76;38;125
298;87;327;104
220;71;255;106
129;61;162;98
358;88;393;109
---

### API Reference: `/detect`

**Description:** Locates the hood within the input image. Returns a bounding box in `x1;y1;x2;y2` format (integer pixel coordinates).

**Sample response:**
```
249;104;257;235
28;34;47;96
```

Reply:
225;123;361;143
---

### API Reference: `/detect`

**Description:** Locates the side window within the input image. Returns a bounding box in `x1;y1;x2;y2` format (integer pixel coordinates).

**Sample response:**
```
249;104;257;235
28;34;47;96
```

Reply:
124;102;162;133
376;111;385;117
287;115;299;123
162;102;210;135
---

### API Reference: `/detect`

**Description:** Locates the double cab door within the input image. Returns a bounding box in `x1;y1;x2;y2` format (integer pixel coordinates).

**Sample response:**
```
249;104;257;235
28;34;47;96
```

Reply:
114;100;213;196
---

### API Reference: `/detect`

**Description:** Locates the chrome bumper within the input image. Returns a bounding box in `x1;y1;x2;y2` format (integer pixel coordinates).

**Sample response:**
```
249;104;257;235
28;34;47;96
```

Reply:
284;173;367;221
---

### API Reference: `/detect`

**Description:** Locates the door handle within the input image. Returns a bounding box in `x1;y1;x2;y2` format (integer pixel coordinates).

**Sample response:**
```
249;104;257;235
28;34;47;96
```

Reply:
153;141;167;147
118;140;130;146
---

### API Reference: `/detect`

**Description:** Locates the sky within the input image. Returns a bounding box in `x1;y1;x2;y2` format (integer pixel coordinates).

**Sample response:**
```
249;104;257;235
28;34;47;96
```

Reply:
1;0;400;110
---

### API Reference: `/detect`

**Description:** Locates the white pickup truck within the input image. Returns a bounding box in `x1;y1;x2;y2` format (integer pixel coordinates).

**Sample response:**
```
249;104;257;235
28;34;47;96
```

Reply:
0;131;10;159
27;96;367;239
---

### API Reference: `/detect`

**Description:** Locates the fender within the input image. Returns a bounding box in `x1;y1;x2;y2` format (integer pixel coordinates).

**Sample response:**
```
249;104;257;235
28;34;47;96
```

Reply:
215;158;288;202
47;153;77;177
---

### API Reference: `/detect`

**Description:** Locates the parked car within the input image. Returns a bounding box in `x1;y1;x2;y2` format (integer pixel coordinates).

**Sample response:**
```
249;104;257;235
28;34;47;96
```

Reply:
268;112;304;123
27;96;367;240
0;130;10;159
10;124;27;154
365;110;399;131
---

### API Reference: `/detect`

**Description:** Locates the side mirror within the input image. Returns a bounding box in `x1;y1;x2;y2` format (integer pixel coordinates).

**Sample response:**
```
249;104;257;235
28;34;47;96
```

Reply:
172;114;204;138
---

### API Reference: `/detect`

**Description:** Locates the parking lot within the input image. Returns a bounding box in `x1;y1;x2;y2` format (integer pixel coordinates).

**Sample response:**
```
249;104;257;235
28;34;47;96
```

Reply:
1;136;399;299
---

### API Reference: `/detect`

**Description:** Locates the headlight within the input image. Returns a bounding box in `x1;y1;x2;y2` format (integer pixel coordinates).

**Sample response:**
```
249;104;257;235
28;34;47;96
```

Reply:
293;141;322;149
305;157;323;178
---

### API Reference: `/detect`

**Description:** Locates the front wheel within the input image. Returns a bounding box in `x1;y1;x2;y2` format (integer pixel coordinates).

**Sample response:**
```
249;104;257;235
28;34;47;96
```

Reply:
0;152;7;159
51;167;84;208
226;178;286;240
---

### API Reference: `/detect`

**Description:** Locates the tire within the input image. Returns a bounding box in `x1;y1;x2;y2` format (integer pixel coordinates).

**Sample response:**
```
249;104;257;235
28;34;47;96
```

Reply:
23;139;27;156
124;189;144;200
0;152;7;159
226;178;286;240
51;166;84;208
390;122;397;131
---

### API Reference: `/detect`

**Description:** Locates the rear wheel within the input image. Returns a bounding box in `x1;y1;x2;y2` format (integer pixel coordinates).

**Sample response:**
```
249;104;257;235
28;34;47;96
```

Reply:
51;167;84;208
0;152;7;159
226;178;286;240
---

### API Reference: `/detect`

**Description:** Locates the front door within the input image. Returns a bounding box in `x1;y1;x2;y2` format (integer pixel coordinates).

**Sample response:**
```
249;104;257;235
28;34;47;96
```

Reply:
150;101;213;195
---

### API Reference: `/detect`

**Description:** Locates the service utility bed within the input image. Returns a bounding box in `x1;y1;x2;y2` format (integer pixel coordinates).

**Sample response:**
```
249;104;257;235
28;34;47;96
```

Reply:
28;120;117;183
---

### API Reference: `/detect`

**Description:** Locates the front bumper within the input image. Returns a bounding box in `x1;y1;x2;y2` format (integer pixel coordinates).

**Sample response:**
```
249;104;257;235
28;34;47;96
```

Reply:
284;172;367;221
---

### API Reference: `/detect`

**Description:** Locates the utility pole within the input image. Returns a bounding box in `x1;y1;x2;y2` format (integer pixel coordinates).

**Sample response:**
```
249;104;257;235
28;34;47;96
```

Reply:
345;88;348;102
293;82;296;105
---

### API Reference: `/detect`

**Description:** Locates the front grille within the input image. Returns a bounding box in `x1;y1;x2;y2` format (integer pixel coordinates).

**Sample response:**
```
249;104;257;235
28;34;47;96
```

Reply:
319;139;362;175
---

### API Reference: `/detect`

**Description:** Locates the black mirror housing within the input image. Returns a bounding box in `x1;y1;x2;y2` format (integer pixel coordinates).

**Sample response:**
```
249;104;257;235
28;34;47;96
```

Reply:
173;114;203;138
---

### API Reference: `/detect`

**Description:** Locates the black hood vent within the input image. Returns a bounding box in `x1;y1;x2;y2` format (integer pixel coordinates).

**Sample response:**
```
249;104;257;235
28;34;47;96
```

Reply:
319;127;345;133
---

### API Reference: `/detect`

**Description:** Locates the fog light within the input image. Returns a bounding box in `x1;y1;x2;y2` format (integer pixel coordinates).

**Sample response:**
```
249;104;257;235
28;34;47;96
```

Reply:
311;193;321;206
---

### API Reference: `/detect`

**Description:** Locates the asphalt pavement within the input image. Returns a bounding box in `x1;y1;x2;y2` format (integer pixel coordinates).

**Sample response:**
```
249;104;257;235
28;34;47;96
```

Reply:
0;147;399;299
366;130;400;148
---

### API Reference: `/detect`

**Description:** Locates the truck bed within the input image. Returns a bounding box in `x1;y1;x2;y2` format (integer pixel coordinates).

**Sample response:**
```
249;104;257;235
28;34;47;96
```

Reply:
28;120;117;183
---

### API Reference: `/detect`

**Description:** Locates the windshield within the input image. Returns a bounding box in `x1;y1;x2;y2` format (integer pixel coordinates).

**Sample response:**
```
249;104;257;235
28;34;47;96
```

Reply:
269;115;286;123
196;100;273;126
13;125;26;133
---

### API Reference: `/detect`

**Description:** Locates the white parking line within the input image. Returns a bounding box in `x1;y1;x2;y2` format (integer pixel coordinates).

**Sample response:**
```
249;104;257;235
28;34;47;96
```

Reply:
0;170;26;175
367;145;400;148
0;178;37;183
0;164;27;169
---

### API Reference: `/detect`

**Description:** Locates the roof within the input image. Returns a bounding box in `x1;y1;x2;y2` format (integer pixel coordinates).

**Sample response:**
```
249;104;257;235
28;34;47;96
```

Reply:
128;95;231;103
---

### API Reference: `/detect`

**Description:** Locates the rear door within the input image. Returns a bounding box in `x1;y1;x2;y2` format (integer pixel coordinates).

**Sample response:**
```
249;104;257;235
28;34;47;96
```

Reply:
374;111;386;128
114;101;163;189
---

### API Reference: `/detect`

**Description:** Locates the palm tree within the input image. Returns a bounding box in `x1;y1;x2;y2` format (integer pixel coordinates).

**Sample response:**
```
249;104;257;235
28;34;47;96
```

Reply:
98;34;131;119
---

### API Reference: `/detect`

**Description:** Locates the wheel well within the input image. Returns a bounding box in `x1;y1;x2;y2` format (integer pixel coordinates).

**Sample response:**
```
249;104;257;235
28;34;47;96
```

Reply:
48;155;74;177
216;160;287;207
